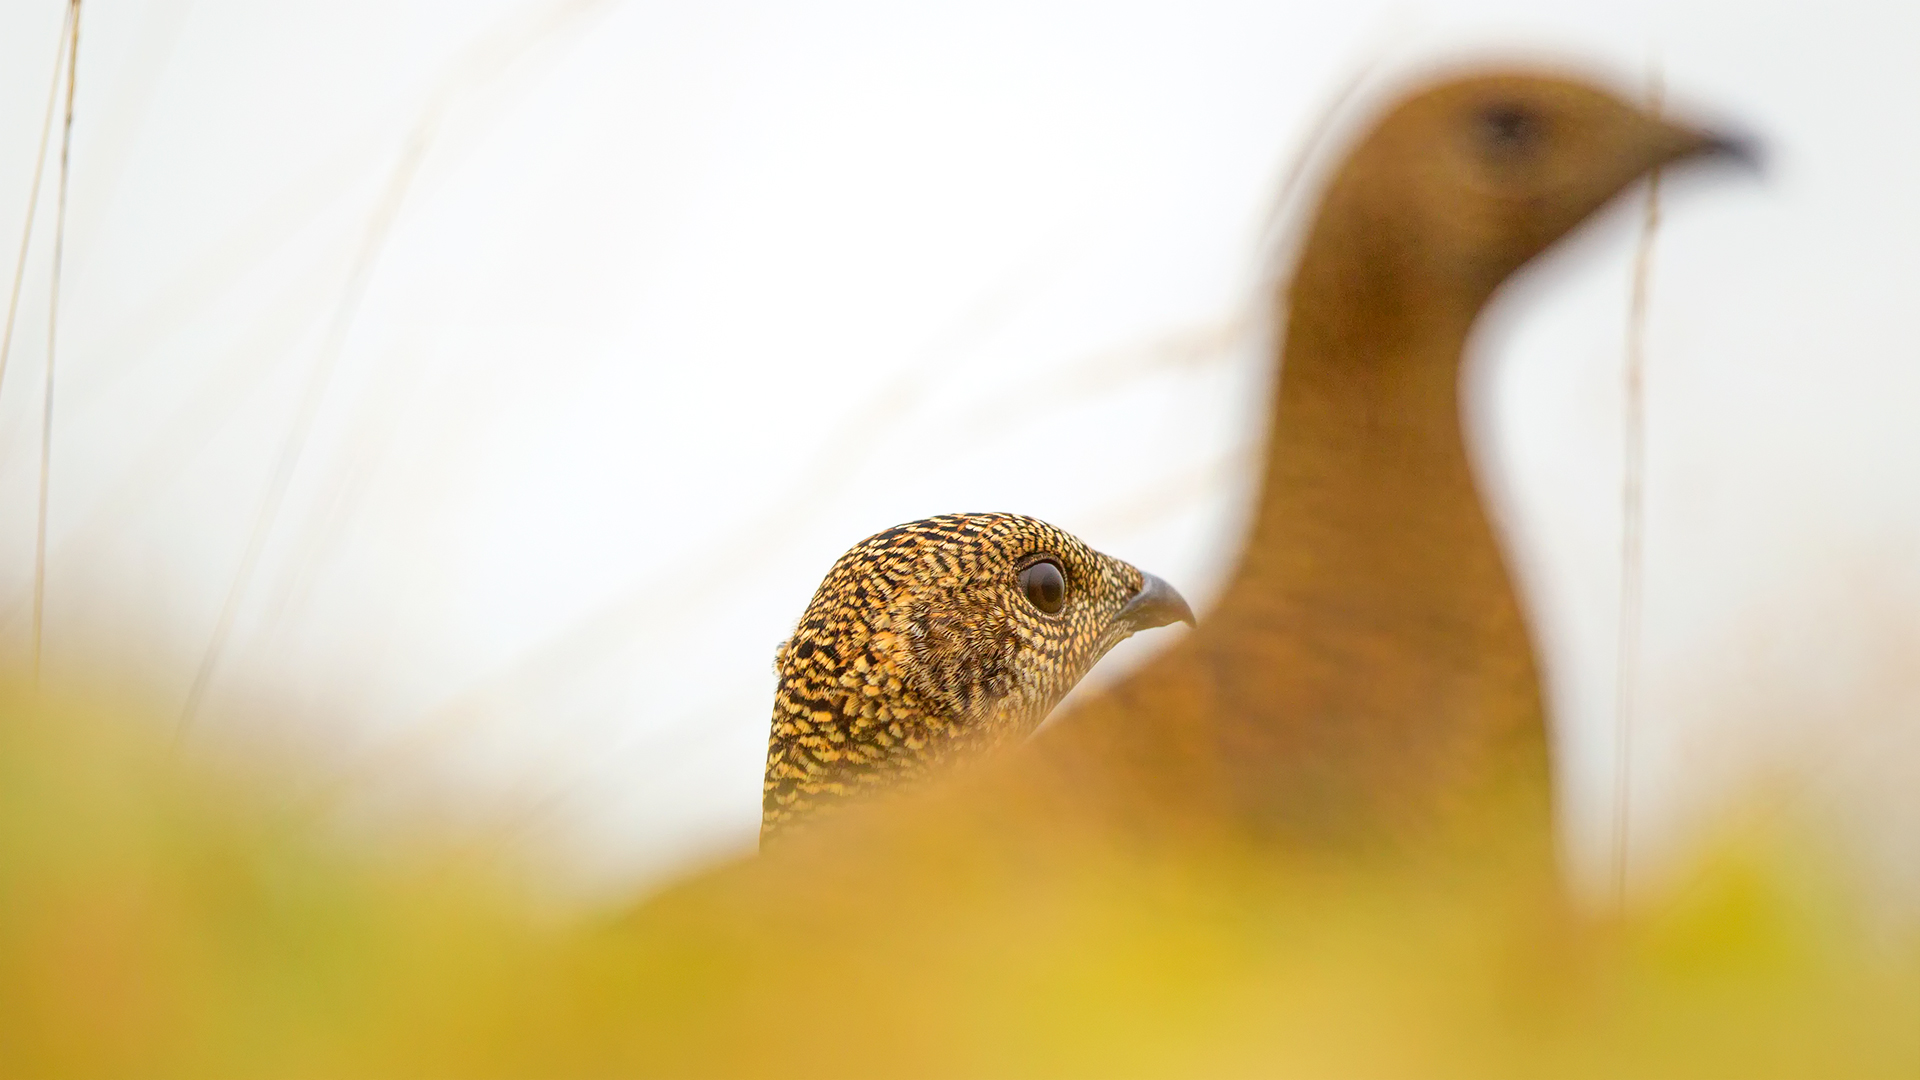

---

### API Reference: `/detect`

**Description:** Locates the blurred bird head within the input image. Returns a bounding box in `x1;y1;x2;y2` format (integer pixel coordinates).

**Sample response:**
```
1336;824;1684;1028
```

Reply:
1317;70;1758;311
764;513;1192;837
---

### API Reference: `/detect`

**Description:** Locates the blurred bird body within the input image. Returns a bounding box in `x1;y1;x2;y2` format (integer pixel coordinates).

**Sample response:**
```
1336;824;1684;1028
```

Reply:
762;513;1192;841
642;73;1765;1063
739;74;1757;867
712;72;1763;895
1008;73;1756;850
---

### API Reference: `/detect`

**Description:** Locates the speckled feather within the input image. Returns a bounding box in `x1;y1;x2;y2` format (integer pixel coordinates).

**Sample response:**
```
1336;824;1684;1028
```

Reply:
762;513;1156;841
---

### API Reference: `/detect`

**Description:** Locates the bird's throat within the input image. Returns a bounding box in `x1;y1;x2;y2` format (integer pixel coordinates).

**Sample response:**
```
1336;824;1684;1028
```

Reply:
1197;241;1551;840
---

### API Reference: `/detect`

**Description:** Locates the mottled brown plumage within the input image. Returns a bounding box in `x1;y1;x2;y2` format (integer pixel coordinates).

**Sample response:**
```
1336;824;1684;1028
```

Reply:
762;513;1192;841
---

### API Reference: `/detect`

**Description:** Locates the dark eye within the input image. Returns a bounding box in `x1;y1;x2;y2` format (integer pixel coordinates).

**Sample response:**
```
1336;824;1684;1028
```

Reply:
1476;102;1543;158
1018;559;1067;615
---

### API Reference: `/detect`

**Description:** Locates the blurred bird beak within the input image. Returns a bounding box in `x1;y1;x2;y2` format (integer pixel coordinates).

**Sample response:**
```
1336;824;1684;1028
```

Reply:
1118;573;1196;634
1697;130;1762;170
1668;125;1765;173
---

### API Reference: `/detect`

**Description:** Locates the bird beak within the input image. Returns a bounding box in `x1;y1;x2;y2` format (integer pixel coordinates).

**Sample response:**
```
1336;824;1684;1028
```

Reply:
1117;572;1196;634
1663;124;1765;174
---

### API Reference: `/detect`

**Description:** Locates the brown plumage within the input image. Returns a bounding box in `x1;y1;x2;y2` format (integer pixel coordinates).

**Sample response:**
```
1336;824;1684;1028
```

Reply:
762;513;1193;841
741;71;1752;863
989;72;1759;851
0;66;1789;1077
608;74;1760;1061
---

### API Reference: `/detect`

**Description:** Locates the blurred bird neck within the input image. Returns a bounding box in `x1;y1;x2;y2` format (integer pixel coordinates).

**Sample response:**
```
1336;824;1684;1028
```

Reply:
1193;227;1548;836
1232;257;1489;622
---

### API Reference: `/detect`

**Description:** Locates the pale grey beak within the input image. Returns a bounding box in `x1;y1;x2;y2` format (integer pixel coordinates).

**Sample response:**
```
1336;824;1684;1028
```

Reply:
1117;572;1195;635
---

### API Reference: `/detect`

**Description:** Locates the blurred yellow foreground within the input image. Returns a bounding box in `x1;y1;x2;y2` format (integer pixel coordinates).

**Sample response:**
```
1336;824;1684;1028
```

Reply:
3;677;1917;1078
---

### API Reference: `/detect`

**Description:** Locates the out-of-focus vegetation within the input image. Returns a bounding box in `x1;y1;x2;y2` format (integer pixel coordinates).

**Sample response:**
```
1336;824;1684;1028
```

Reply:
3;676;1918;1078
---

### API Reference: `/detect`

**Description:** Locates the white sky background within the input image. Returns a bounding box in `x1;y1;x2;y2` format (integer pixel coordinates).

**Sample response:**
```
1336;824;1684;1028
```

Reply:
1;0;1917;903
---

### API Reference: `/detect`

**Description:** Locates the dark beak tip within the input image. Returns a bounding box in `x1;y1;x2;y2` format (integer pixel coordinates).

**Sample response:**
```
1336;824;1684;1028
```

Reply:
1693;128;1765;174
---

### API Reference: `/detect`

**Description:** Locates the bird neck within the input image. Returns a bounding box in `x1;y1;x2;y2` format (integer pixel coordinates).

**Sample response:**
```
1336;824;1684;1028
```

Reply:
1227;253;1489;630
1193;217;1548;836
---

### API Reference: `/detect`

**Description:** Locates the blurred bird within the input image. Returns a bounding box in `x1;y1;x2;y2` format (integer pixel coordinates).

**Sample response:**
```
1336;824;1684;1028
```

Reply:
626;72;1762;1058
724;70;1756;879
762;513;1193;841
995;70;1760;851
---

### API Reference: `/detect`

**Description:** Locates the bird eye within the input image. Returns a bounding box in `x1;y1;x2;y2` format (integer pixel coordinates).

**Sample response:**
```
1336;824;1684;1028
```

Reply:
1475;101;1543;158
1018;560;1067;615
